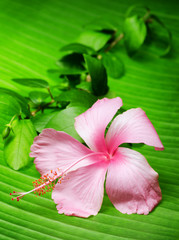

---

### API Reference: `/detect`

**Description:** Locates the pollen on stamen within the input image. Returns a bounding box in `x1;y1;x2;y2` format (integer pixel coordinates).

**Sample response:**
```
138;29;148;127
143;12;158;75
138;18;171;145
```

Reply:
10;191;25;201
10;167;63;201
31;168;62;197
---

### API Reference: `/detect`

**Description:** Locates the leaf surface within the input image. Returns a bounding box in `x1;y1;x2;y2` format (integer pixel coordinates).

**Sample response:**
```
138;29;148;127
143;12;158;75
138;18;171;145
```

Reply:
12;78;49;88
4;119;37;170
85;17;119;32
45;106;86;141
0;94;21;133
102;52;125;79
32;112;58;133
84;54;109;96
56;89;97;108
56;53;85;75
60;43;95;55
29;91;49;105
0;88;30;116
124;15;147;54
76;30;112;51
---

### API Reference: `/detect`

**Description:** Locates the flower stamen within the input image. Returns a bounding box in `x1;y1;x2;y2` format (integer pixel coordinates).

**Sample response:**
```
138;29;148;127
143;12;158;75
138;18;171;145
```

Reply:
10;152;106;201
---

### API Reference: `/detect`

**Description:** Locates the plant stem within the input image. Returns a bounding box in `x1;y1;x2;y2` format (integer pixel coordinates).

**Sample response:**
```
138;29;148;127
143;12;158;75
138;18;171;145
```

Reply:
102;9;150;54
9;115;17;125
31;106;41;117
31;99;55;117
47;87;54;100
143;9;151;22
104;33;124;53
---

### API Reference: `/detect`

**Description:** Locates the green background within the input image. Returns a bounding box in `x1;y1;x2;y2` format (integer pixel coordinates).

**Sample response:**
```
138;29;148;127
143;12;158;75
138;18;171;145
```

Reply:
0;0;179;239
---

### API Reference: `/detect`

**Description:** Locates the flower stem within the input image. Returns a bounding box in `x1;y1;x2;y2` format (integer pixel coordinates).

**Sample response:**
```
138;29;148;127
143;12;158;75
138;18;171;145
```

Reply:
104;33;124;53
30;99;55;117
143;9;151;22
47;87;54;100
102;9;151;54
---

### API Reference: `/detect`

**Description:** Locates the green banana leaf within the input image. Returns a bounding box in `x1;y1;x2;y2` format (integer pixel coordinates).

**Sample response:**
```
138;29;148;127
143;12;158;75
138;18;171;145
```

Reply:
0;0;178;239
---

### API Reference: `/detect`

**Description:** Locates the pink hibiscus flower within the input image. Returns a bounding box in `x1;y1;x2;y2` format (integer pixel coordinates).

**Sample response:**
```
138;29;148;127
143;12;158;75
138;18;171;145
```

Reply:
10;97;164;217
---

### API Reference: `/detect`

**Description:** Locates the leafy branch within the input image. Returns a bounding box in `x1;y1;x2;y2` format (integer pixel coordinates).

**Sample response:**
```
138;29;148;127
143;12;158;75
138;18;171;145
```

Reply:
0;5;172;171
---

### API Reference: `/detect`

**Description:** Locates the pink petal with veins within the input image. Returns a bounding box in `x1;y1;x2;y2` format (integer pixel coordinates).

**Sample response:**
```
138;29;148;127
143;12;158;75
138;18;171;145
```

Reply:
52;161;108;218
75;97;123;153
106;147;162;215
30;128;95;175
106;108;164;155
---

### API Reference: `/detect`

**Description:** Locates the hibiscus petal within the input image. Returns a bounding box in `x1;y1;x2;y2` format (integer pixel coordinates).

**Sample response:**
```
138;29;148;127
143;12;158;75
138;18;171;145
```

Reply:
52;161;108;218
30;128;96;175
75;97;123;152
106;108;164;154
106;147;162;215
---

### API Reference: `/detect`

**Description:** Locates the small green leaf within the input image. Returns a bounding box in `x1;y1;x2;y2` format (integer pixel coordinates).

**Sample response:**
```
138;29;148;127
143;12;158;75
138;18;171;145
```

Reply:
76;30;112;51
4;119;37;170
45;107;86;141
0;88;30;116
124;15;147;54
148;14;172;56
47;69;60;82
84;54;108;96
76;81;92;92
29;91;49;105
2;126;11;140
85;18;118;32
125;5;150;18
60;43;95;55
47;70;69;90
56;89;97;108
0;94;21;134
101;52;125;79
65;75;81;88
12;78;49;88
32;112;58;132
56;53;85;75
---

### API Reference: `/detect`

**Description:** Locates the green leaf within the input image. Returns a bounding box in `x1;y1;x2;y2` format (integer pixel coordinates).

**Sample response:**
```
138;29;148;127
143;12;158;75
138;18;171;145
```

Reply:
4;119;37;170
84;18;119;32
124;15;147;54
29;91;49;105
101;52;125;78
60;43;95;55
65;75;81;88
125;5;150;18
0;94;21;134
32;112;58;132
47;69;60;82
84;54;108;96
12;78;49;88
76;81;92;92
146;14;172;57
56;53;85;75
56;89;97;108
0;88;30;116
45;106;86;141
76;30;112;51
47;70;69;90
2;126;11;140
